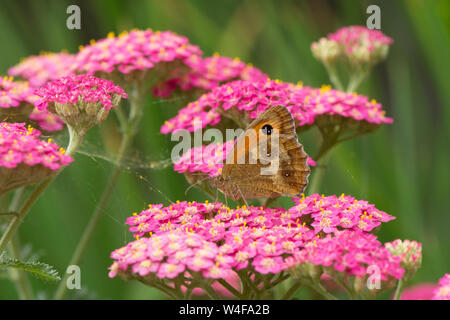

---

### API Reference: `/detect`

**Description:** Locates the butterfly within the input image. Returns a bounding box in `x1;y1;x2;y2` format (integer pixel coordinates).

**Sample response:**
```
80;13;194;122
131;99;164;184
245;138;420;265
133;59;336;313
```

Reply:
210;105;310;201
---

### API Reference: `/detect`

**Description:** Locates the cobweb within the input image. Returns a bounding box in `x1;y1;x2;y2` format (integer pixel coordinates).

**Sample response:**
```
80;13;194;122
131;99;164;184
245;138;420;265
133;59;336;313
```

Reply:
43;93;201;243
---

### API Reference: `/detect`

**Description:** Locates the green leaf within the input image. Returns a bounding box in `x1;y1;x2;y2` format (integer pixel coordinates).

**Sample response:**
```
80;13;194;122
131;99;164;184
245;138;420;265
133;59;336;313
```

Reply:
0;253;60;282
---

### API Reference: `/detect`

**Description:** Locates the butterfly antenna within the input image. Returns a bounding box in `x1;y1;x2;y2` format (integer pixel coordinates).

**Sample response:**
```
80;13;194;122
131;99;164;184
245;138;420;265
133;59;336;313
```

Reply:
184;176;211;196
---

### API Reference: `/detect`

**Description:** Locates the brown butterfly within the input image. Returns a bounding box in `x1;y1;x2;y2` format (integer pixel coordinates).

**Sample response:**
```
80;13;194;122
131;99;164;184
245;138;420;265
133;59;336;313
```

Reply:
210;105;310;201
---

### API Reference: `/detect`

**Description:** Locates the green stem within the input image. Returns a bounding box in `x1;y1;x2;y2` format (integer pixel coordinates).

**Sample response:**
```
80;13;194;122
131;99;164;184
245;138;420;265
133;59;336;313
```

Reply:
6;188;34;300
0;124;83;254
217;278;243;299
308;282;338;300
323;63;345;91
307;126;341;195
393;279;405;300
198;281;221;300
346;65;372;93
8;235;34;299
281;281;301;300
0;177;55;254
54;89;144;300
308;151;332;196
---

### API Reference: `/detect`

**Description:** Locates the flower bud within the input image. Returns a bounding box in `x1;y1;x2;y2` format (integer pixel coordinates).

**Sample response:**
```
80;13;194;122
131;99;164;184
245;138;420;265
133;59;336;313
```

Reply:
385;239;422;281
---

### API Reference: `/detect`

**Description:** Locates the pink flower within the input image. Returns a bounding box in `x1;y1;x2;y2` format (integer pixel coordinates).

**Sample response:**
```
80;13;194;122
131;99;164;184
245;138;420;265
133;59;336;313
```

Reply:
34;74;127;111
75;30;201;77
400;283;437;300
160;80;392;134
154;54;268;97
8;52;75;88
34;74;127;134
292;230;404;281
328;26;393;50
0;122;73;195
0;76;38;122
28;109;64;132
432;274;450;300
290;193;395;234
173;140;235;178
312;26;393;65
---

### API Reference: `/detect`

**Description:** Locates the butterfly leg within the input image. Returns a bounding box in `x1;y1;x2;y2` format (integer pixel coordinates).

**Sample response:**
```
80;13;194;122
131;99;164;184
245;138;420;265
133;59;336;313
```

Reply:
238;188;250;207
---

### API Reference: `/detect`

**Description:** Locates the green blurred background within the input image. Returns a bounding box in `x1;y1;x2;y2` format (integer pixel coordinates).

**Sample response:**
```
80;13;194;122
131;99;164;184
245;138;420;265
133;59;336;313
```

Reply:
0;0;449;299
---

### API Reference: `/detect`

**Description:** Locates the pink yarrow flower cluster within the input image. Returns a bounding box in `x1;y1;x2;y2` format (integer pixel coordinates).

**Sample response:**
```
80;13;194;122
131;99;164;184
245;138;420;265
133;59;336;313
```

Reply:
328;25;393;52
75;29;202;76
154;54;268;97
110;193;396;283
290;193;395;234
29;109;64;132
109;231;232;280
288;230;404;281
8;52;75;88
35;74;127;111
312;26;393;65
0;76;38;122
432;274;450;300
0;122;73;195
34;74;127;134
0;122;72;169
114;201;315;279
161;80;392;134
0;76;38;108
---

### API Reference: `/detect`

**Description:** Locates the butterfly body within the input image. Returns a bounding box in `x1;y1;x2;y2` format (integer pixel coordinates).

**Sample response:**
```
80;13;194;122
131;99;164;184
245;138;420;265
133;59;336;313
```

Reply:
210;106;310;200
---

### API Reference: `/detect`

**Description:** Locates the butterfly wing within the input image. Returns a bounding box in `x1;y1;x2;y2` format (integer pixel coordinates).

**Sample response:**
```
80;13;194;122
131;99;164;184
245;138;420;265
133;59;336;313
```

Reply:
221;106;310;199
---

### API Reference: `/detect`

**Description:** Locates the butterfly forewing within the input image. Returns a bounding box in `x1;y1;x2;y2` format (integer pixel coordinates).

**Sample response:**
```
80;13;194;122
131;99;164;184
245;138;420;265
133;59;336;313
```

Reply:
218;106;310;200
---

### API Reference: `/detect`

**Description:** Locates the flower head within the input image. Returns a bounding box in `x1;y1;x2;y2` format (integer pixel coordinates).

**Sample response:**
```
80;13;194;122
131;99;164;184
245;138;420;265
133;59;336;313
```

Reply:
75;29;202;88
34;74;127;135
312;26;393;66
0;122;73;195
112;197;402;298
290;193;395;234
290;230;404;282
8;52;75;88
28;109;64;132
400;283;437;300
432;274;450;300
385;239;422;280
0;76;38;122
154;54;268;97
160;80;392;135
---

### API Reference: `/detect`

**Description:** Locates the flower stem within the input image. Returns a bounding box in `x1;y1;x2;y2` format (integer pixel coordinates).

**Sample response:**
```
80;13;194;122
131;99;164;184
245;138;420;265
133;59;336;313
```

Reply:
281;281;301;300
6;188;34;300
54;89;144;300
307;147;333;196
217;278;243;299
199;282;221;300
0;122;83;254
323;63;344;91
0;177;55;254
308;282;338;300
8;234;34;299
393;279;405;300
66;126;85;156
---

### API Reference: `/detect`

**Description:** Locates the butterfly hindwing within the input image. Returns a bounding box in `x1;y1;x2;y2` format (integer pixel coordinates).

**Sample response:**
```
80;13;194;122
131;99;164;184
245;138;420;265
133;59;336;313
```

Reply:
216;106;310;200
